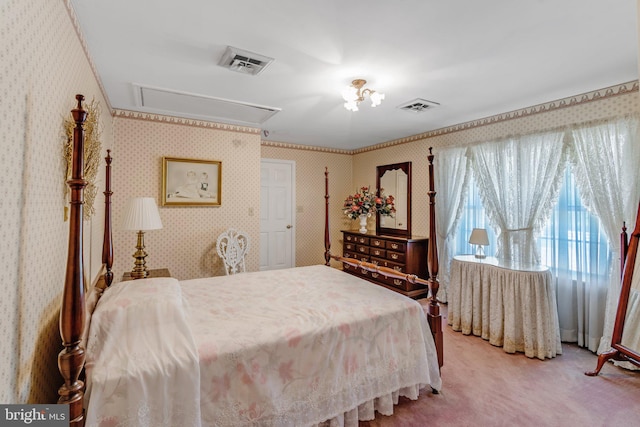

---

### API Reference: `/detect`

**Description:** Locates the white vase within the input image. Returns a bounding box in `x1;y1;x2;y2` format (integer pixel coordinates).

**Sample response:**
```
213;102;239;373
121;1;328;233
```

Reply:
358;214;368;233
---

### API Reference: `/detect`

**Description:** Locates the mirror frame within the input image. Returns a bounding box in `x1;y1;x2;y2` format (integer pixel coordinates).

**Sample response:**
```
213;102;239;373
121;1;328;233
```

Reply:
586;201;640;375
376;162;412;237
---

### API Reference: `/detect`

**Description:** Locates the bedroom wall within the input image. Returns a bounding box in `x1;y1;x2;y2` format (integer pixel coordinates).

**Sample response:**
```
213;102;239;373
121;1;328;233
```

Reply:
352;82;640;238
260;145;354;267
112;113;262;281
1;0;114;404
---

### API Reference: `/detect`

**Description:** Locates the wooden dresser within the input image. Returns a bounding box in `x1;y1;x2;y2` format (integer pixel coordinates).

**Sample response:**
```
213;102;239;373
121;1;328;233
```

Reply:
342;231;429;299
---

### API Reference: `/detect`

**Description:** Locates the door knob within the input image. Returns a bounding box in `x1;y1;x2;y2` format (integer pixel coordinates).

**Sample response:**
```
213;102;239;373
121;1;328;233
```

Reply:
286;224;292;229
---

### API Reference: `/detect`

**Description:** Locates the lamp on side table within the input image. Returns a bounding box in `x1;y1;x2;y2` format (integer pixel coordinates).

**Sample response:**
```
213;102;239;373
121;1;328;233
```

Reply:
469;228;489;259
121;197;163;279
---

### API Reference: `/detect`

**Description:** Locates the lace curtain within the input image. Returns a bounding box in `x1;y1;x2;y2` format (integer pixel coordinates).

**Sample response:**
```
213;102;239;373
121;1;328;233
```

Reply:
539;168;611;351
433;146;471;303
568;117;640;360
468;132;567;264
453;176;498;258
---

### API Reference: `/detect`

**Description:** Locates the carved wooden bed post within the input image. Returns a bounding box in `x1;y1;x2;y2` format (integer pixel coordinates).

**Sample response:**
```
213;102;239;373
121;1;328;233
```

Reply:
58;94;87;425
324;157;444;368
324;167;331;266
427;147;443;367
103;150;114;287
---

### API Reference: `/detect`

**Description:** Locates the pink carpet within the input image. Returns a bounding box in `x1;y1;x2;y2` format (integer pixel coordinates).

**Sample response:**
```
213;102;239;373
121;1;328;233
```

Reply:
359;302;640;427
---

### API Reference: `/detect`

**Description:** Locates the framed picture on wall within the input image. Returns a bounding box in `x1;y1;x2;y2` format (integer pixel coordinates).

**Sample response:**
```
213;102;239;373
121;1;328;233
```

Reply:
162;157;221;206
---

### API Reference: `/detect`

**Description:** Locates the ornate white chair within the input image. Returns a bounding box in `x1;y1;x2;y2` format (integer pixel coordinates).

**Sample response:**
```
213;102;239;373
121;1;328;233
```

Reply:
216;228;250;275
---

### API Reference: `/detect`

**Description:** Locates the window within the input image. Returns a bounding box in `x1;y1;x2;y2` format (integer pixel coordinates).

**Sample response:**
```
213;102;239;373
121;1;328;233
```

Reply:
538;167;611;280
455;168;611;278
454;175;497;256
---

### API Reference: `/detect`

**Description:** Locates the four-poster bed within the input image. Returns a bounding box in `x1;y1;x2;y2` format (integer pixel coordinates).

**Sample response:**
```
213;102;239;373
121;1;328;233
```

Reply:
58;95;443;426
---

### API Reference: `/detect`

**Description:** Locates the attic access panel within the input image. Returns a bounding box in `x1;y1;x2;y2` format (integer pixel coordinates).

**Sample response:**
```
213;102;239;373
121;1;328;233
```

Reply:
136;85;280;125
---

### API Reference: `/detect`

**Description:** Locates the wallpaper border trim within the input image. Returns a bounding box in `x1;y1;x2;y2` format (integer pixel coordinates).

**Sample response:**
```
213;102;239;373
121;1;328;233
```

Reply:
112;109;262;135
260;141;352;155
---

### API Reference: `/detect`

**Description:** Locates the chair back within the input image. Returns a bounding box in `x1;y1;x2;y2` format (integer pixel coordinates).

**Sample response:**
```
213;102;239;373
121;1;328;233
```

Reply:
216;229;250;275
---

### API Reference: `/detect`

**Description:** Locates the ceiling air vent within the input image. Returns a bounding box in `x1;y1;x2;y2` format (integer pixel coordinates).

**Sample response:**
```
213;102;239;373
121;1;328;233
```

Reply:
218;46;274;76
397;98;440;113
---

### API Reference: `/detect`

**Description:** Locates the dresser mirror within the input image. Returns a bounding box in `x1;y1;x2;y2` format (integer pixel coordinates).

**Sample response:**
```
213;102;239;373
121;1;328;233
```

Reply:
376;162;411;237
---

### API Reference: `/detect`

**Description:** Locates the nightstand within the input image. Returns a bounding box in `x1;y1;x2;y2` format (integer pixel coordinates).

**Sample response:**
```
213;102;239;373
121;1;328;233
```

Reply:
121;268;171;282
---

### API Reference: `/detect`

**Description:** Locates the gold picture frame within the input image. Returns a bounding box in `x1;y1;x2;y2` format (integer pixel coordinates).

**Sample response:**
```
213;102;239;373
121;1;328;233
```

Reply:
162;157;221;206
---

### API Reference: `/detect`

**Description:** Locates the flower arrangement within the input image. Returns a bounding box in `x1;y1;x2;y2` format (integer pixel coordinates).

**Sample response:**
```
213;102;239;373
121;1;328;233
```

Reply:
343;186;395;220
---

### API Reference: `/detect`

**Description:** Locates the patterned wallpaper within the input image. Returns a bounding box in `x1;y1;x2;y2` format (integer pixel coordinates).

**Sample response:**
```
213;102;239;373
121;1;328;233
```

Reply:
112;112;262;281
1;0;113;404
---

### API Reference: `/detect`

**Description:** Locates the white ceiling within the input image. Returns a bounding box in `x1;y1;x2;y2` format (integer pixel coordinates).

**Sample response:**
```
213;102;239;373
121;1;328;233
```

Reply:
70;0;638;150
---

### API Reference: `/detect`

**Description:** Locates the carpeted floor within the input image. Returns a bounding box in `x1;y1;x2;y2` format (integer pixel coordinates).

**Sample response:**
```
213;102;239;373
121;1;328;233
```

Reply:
359;302;640;427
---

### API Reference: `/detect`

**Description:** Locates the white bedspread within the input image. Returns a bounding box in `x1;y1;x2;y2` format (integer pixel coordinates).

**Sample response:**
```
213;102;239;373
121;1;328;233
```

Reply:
84;277;202;427
84;265;441;426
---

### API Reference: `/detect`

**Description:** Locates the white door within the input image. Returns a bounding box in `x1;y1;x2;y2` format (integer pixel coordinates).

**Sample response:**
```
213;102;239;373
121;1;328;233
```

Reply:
260;159;295;270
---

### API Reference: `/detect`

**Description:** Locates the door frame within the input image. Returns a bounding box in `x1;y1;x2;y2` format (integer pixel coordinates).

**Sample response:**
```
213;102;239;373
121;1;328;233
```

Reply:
260;158;296;269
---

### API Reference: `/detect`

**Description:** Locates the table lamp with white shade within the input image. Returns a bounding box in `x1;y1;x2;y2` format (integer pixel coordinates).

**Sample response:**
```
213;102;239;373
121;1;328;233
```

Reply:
121;197;163;279
469;228;489;259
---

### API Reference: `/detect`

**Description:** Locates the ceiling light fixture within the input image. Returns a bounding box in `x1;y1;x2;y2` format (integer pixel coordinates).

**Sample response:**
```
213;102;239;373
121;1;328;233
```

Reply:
342;79;385;112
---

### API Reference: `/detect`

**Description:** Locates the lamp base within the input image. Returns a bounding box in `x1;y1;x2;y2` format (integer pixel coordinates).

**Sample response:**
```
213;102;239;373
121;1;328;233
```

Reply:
474;245;486;259
130;230;149;279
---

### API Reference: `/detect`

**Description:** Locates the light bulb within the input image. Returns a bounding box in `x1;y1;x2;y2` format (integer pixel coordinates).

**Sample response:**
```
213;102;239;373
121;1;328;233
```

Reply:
370;92;385;107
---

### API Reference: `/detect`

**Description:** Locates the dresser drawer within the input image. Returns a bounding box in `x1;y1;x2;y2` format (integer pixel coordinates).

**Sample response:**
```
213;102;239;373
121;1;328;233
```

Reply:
354;236;370;245
356;245;370;255
370;256;404;272
344;234;357;243
343;251;355;259
344;242;356;252
344;253;369;262
389;276;410;290
348;264;372;278
369;247;386;258
370;237;386;248
370;267;408;290
377;270;423;291
386;241;406;252
386;251;406;263
343;260;368;271
356;254;369;262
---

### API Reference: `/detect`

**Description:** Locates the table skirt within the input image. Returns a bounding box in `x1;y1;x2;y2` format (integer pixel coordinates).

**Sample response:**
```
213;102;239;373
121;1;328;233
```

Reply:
448;258;562;360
